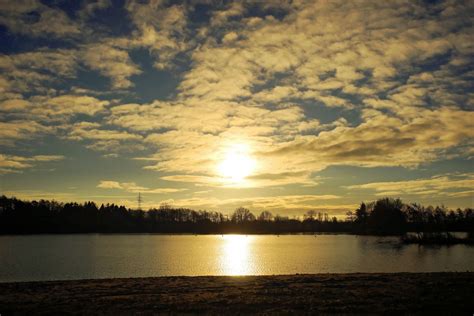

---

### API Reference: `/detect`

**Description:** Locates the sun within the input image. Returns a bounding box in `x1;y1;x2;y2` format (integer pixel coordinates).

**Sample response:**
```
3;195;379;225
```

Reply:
218;144;256;183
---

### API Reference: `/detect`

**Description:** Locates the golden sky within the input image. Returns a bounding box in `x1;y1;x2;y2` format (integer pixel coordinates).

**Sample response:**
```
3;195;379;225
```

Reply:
0;0;473;216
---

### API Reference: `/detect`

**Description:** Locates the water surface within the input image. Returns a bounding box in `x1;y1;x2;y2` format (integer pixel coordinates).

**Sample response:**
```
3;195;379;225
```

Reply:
0;234;472;282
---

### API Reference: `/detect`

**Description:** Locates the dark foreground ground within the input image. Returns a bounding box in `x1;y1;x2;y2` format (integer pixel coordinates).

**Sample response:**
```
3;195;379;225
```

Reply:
1;273;473;314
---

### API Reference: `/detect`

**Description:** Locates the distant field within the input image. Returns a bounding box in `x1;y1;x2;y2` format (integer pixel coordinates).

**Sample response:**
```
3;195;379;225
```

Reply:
1;273;473;314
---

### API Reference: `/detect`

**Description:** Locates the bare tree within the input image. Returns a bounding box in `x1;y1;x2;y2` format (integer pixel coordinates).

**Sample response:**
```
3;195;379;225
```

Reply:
231;207;256;223
258;210;274;221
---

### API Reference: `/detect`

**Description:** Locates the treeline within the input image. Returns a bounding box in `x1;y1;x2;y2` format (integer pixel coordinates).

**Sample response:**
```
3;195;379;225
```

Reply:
0;196;347;234
0;196;472;235
347;198;474;234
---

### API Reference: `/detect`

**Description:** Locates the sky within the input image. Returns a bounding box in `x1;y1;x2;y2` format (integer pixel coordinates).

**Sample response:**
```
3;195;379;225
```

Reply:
0;0;473;217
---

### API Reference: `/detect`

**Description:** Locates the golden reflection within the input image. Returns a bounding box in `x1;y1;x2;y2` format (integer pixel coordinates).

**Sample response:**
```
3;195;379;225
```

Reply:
220;235;254;275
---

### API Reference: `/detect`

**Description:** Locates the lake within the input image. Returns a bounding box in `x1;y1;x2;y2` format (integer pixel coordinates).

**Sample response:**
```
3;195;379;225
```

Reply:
0;234;473;282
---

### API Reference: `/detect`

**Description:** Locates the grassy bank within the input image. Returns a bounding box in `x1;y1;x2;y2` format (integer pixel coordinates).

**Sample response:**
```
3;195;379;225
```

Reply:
0;273;473;314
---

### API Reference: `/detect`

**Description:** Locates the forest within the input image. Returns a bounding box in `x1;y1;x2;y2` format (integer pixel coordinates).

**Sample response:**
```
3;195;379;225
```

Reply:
0;195;473;235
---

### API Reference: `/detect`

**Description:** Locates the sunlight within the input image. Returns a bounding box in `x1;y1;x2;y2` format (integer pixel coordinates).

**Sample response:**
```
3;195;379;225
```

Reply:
217;144;256;184
220;235;254;275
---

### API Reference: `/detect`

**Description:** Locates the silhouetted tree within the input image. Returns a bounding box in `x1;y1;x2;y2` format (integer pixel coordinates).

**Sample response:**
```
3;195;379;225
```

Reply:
304;210;317;221
258;211;273;221
368;198;406;234
231;207;255;223
346;211;355;222
355;202;368;225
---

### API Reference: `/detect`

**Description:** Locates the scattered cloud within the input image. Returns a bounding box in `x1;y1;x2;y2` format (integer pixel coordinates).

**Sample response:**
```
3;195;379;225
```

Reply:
1;94;109;122
0;120;53;146
0;154;64;174
117;0;474;189
0;0;80;37
0;49;78;95
264;106;474;170
347;174;474;198
82;43;142;89
125;0;188;70
64;121;143;153
1;0;473;210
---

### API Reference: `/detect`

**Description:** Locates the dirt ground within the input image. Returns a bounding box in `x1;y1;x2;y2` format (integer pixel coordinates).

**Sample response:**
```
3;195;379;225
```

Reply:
0;273;473;314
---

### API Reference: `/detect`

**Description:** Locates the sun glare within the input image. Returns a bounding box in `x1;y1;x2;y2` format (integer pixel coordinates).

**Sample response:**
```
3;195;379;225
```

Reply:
217;144;256;183
220;235;254;275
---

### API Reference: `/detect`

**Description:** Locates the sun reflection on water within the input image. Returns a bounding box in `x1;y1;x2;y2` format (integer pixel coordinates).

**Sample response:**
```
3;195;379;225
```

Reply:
220;235;254;275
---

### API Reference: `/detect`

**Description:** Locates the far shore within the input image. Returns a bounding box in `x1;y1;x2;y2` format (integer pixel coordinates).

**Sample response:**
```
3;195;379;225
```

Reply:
2;232;473;246
1;273;473;314
0;230;471;235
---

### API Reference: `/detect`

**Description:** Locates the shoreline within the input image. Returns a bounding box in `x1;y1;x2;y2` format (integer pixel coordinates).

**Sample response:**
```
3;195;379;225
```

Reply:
0;231;470;235
1;273;473;314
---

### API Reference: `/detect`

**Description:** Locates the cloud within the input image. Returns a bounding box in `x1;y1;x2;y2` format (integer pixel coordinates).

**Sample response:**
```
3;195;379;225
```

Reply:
77;0;111;20
0;154;64;174
0;49;78;94
0;0;80;37
38;95;110;118
0;43;139;93
175;0;472;112
1;95;110;124
97;180;186;194
222;31;239;44
160;171;319;188
110;99;321;183
125;0;188;70
64;122;143;153
0;94;116;149
82;43;142;89
124;102;473;188
153;194;349;216
347;173;474;198
96;181;123;189
0;87;148;154
30;155;64;162
210;2;245;27
0;120;53;146
264;106;474;170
